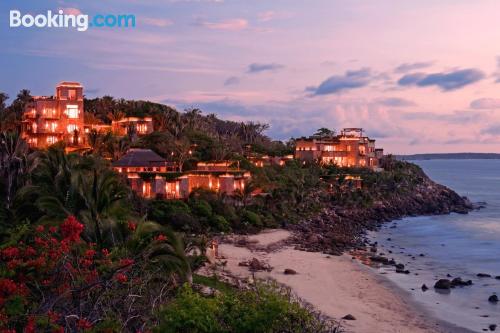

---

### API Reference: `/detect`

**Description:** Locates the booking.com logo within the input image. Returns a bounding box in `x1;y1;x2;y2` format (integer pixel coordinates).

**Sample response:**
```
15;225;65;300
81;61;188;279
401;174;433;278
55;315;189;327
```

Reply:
9;10;136;32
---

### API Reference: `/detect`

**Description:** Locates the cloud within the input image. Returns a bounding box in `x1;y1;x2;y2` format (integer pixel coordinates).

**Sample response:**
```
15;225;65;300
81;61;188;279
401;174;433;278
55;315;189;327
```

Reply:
307;68;371;95
394;62;433;73
258;11;276;22
59;7;82;16
375;97;416;107
401;110;486;124
142;17;173;27
257;11;294;22
397;68;485;91
470;98;500;109
224;76;240;86
247;63;284;73
484;123;500;135
195;18;248;31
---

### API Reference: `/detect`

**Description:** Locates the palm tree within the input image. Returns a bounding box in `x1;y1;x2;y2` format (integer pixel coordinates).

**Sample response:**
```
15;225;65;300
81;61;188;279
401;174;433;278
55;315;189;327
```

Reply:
17;147;130;247
0;131;30;209
129;222;196;284
75;168;130;247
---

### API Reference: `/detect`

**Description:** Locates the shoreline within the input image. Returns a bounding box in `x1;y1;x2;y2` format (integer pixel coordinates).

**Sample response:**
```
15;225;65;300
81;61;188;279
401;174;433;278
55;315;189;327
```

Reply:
202;229;473;333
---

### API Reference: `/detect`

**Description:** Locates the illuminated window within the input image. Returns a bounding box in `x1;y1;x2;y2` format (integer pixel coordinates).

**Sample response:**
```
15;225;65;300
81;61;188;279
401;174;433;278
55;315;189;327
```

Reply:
67;124;79;133
137;123;148;134
68;89;76;100
47;136;58;144
66;105;79;119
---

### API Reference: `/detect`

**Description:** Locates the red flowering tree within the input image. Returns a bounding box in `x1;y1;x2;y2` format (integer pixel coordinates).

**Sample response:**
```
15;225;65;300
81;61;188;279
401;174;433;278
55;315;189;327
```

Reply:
0;216;198;332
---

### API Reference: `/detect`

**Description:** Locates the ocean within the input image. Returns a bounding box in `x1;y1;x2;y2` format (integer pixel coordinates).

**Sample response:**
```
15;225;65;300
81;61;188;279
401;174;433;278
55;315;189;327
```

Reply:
370;159;500;332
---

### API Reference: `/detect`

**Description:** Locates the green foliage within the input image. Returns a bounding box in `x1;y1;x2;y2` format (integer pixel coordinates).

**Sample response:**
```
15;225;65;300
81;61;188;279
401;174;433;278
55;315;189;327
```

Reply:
240;209;262;228
190;199;213;217
156;283;336;333
209;214;231;232
148;200;191;224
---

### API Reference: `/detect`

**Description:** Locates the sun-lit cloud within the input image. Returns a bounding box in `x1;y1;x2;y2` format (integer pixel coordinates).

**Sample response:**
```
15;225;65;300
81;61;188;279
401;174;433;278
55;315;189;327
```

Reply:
194;18;248;30
141;17;174;27
58;7;82;16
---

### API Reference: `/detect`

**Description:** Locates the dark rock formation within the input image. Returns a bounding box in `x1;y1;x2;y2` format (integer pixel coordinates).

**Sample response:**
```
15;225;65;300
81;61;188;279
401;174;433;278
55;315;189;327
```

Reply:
284;268;297;275
477;273;492;278
488;295;498;303
288;163;473;255
434;279;452;290
342;314;356;320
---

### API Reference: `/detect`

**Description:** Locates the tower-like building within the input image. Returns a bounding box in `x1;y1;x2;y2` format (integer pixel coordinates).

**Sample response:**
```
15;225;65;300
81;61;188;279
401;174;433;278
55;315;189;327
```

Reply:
21;82;85;149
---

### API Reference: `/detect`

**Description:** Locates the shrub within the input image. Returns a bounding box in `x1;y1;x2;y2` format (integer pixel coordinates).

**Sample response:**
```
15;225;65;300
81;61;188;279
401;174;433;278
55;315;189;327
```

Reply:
156;283;338;333
190;199;213;217
148;200;191;225
241;210;263;228
209;215;231;232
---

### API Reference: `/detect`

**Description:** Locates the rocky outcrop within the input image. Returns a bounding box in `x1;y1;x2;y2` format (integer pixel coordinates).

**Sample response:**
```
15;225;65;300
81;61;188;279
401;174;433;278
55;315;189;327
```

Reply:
289;165;473;255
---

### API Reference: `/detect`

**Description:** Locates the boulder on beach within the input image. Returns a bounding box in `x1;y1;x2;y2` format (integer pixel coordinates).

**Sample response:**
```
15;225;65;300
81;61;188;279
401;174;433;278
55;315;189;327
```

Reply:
342;314;356;320
451;277;473;287
489;324;497;331
488;295;498;303
421;284;428;291
477;273;492;278
284;268;297;275
434;279;452;290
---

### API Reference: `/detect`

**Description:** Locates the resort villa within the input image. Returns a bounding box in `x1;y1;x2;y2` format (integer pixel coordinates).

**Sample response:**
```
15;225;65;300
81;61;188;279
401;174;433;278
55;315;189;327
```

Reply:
22;82;155;149
111;117;154;137
21;82;86;149
113;148;251;199
294;128;383;169
20;82;384;200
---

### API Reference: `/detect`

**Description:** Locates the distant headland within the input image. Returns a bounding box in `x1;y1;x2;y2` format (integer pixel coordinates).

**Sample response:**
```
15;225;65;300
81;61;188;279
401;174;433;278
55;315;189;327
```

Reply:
397;153;500;160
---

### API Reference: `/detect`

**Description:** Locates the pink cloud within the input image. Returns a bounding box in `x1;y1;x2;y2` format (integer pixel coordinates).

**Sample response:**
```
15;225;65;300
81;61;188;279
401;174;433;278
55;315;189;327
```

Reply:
59;7;82;16
258;11;276;22
142;17;174;27
196;18;248;31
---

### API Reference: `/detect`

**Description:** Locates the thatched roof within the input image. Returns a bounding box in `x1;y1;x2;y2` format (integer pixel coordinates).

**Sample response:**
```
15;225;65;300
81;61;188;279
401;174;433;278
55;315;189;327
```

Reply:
113;149;166;167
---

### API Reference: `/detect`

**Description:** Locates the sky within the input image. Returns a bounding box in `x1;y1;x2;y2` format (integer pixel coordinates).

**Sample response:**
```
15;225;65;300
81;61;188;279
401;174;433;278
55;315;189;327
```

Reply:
1;0;500;154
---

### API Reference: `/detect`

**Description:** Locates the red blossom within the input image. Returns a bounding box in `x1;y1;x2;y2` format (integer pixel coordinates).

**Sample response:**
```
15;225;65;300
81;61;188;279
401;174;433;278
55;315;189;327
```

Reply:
24;316;36;333
35;225;44;233
77;318;93;330
1;247;20;259
49;226;57;233
60;216;84;242
155;234;167;242
114;273;128;283
47;311;60;323
127;222;137;231
84;249;96;258
119;258;134;267
0;279;17;296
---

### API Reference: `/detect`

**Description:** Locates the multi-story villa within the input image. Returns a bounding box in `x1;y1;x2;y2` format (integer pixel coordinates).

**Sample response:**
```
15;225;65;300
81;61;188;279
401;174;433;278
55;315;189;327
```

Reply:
111;117;154;137
113;149;250;199
295;128;383;168
21;82;85;149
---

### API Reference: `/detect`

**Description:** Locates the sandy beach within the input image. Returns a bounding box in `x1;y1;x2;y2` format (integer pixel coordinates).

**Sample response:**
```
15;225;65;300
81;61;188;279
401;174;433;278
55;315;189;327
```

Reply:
208;229;470;333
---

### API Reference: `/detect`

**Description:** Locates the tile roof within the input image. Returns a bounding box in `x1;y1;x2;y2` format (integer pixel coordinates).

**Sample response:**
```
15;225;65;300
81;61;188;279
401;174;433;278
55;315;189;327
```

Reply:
113;148;166;167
